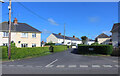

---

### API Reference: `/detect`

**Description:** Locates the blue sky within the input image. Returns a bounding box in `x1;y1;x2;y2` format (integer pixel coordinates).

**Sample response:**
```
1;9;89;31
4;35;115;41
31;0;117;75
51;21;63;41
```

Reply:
2;2;118;41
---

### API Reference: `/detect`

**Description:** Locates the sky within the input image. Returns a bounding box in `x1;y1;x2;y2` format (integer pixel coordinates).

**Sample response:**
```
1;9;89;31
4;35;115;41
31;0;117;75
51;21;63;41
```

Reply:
2;2;118;41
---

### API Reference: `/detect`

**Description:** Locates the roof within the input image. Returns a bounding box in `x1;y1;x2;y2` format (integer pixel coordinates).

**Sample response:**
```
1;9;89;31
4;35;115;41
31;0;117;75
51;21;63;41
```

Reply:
111;23;120;32
52;33;81;41
0;21;41;33
96;33;110;38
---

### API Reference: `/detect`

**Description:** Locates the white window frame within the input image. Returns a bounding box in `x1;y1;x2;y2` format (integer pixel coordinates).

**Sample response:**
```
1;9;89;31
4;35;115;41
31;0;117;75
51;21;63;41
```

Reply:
3;32;9;37
3;43;8;46
21;33;28;38
32;33;36;38
21;43;28;47
32;43;36;47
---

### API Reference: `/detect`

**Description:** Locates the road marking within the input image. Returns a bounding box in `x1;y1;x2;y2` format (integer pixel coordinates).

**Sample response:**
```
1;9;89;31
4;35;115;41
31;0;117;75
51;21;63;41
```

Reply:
92;65;100;68
45;59;58;67
45;65;54;68
115;65;119;67
103;65;112;68
80;65;88;68
113;61;118;63
9;65;15;67
56;65;65;68
16;65;24;67
68;65;76;68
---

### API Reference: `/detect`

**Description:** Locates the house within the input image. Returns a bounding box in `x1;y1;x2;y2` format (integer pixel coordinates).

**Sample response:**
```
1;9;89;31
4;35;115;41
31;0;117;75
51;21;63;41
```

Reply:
87;39;95;45
95;33;111;44
0;18;42;47
111;23;120;47
46;33;82;45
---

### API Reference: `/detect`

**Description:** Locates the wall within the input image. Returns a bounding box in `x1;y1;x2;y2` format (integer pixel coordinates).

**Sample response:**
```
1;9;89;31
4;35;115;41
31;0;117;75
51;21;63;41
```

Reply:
0;32;16;46
112;32;118;47
97;38;110;44
46;34;58;43
0;32;41;47
15;32;41;47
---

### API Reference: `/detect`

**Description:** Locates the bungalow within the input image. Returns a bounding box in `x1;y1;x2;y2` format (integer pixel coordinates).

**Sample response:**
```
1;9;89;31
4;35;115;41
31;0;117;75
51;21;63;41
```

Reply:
111;23;120;47
0;18;42;47
95;33;111;45
46;33;82;45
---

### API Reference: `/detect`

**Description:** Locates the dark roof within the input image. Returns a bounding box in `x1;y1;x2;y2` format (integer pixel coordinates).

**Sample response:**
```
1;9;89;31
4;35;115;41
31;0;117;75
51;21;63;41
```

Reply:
96;33;110;38
111;23;120;32
0;21;41;33
52;33;81;41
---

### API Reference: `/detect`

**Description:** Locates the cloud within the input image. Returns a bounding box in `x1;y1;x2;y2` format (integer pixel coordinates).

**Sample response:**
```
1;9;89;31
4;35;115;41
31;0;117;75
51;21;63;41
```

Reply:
102;31;112;35
48;18;59;26
89;17;99;23
42;29;51;34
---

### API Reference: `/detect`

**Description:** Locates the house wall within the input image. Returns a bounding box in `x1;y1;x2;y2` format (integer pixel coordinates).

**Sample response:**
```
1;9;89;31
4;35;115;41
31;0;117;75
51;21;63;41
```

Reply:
46;34;58;43
112;32;118;47
97;38;110;44
87;41;95;45
15;32;41;47
0;32;41;47
0;32;16;46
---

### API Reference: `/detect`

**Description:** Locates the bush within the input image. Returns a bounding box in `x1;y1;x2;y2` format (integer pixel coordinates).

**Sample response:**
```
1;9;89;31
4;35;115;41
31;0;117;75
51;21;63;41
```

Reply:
0;46;8;59
1;47;50;60
45;43;55;46
111;48;120;56
51;45;68;53
91;42;99;45
78;45;113;55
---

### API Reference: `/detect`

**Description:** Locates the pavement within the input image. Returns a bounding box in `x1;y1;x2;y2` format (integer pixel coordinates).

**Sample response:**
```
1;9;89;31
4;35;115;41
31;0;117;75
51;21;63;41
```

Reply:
1;48;119;74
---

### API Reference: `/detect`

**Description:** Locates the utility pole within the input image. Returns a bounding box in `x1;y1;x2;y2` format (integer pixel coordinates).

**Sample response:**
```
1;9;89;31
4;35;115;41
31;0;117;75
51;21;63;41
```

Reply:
8;0;11;60
63;23;66;50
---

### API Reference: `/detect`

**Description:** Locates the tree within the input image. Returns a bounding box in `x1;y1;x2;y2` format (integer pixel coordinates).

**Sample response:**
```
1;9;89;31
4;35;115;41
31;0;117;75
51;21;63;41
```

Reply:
81;36;88;44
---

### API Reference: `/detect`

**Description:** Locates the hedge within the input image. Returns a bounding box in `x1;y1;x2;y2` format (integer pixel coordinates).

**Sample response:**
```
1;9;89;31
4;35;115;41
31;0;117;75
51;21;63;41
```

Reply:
1;47;50;60
0;45;68;60
78;45;113;55
50;45;68;53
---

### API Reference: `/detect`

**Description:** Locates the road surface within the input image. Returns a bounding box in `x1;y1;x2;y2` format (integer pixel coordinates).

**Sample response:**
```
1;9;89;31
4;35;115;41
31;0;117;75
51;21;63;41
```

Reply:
2;48;119;74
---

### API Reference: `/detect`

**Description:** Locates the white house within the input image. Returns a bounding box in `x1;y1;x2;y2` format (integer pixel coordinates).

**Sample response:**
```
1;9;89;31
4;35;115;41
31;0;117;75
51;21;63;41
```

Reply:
47;33;82;45
87;39;95;45
111;23;120;47
95;33;111;45
0;18;41;47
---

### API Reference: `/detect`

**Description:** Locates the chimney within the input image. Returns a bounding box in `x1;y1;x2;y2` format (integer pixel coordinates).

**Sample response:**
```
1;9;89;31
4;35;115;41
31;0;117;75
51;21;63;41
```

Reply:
13;18;18;24
73;35;75;38
58;33;61;35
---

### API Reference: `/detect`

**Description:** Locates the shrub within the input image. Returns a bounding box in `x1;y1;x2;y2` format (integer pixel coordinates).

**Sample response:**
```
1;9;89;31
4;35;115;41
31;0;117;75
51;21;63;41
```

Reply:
51;45;68;53
1;47;50;60
91;42;99;45
0;46;8;59
45;43;55;46
111;48;120;56
78;45;113;55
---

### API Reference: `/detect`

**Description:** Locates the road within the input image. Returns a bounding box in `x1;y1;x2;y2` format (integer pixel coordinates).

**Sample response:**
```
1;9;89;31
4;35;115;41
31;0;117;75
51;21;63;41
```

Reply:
2;48;119;74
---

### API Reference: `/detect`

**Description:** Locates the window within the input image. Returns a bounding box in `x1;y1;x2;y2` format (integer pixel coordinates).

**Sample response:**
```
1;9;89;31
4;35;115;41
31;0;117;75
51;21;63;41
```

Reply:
32;44;36;47
32;33;36;38
3;32;9;37
21;33;28;38
3;43;8;46
21;44;28;47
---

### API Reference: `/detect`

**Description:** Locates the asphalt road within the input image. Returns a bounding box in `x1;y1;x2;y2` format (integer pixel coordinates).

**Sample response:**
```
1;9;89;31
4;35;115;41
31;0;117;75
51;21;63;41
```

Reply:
2;48;119;74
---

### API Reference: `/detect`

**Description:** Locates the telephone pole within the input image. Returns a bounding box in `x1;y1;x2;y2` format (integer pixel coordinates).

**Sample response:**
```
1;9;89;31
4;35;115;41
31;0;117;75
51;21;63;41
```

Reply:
8;0;11;60
64;23;65;45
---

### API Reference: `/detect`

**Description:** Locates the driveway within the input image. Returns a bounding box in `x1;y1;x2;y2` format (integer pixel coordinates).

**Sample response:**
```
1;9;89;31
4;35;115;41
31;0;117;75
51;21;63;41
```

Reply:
2;48;119;74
